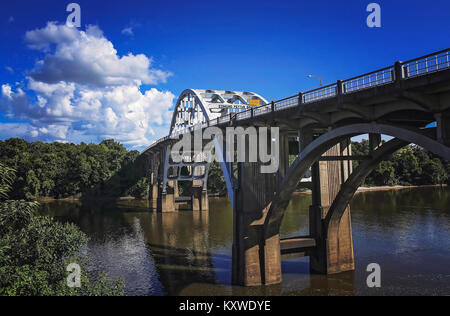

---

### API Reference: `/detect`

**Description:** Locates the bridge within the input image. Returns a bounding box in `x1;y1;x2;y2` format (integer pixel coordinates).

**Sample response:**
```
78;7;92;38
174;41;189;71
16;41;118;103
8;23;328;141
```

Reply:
141;48;450;286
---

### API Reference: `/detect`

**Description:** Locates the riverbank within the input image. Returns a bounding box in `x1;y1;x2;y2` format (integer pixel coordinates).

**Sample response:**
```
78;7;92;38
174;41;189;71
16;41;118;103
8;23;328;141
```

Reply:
292;184;448;196
37;184;448;202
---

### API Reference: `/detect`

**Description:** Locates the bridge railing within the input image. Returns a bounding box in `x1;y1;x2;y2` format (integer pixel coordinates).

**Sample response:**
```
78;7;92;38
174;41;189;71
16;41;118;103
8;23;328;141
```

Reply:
274;96;298;109
342;66;394;93
254;104;272;116
403;49;450;78
236;109;252;120
303;84;337;103
144;48;450;153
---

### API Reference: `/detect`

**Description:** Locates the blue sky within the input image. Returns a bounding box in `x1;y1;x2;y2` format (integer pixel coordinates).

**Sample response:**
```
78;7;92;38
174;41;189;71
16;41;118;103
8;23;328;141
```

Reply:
0;0;449;149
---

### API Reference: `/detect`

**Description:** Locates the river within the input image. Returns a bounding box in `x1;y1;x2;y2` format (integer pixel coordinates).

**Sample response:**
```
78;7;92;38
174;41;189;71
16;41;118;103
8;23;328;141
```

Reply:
39;187;450;296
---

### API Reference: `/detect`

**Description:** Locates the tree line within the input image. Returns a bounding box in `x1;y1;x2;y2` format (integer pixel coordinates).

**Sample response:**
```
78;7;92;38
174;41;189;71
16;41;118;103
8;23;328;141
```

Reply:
352;140;449;187
0;138;448;201
0;138;147;200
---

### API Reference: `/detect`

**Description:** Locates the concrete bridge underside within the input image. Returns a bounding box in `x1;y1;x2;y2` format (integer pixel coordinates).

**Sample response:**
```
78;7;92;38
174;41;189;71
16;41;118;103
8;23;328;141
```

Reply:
142;50;450;286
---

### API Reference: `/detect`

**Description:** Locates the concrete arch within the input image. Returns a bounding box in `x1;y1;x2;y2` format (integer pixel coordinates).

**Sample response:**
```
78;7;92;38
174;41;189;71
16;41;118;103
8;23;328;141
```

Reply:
265;123;450;236
323;138;408;271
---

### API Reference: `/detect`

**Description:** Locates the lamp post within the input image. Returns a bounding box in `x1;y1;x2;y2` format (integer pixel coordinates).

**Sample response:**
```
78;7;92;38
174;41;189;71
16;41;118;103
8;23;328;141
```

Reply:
307;74;323;87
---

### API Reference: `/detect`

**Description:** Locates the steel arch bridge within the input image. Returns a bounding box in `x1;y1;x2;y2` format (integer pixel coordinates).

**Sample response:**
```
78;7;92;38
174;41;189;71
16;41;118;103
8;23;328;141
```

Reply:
141;48;450;286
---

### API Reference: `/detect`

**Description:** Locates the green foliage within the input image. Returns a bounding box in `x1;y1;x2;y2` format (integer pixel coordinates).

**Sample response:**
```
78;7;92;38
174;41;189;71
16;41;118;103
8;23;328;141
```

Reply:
207;162;228;196
371;160;397;186
353;141;449;187
126;177;149;199
0;139;142;200
0;163;125;296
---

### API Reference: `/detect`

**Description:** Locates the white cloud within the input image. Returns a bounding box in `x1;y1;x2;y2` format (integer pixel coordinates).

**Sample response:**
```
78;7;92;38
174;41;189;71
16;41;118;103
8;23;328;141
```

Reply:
1;84;12;99
121;27;134;36
26;23;172;86
1;23;175;149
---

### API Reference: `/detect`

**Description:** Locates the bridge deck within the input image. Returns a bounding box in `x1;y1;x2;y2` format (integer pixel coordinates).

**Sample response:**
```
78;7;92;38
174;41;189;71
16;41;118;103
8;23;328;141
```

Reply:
142;48;450;155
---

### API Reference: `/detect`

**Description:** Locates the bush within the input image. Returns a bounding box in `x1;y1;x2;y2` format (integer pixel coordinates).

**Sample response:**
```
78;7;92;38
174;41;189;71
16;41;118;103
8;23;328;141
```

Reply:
0;163;125;296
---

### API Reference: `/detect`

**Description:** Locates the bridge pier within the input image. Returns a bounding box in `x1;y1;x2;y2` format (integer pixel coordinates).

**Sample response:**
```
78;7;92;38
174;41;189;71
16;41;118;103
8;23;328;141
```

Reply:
147;154;160;210
232;133;290;286
149;180;158;209
192;186;209;212
309;141;355;275
161;180;179;212
231;160;281;286
436;112;450;146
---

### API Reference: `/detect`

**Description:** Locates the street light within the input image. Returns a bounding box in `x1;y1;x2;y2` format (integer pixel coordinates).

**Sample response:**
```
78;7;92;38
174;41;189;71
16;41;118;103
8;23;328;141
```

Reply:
307;74;323;87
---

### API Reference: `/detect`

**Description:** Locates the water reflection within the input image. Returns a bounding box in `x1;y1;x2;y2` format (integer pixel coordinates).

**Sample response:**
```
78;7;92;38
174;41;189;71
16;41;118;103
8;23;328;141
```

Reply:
40;187;450;296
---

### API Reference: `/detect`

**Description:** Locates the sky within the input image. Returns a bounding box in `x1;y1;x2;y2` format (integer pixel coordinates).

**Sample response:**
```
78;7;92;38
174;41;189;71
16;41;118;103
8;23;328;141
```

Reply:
0;0;449;150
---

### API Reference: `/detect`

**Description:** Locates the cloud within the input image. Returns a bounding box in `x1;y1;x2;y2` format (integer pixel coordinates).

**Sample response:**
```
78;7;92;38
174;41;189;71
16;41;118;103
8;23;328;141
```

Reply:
25;23;172;86
121;27;134;36
8;16;14;23
5;66;14;73
1;23;175;148
121;20;141;37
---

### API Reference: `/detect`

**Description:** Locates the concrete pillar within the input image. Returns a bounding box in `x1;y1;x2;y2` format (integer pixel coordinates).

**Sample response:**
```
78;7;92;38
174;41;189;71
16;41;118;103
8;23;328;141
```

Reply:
436;112;450;146
159;192;176;212
232;131;287;286
158;181;178;212
192;186;208;212
150;181;158;210
173;180;179;199
309;142;355;275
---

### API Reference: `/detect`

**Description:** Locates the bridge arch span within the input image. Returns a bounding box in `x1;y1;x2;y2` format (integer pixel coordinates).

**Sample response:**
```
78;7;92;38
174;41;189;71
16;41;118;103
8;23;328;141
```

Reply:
261;122;449;276
266;123;450;234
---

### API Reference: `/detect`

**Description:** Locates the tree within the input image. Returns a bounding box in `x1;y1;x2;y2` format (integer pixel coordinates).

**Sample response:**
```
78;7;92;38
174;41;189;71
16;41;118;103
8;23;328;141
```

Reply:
24;170;40;200
423;158;448;185
207;162;228;196
0;163;125;296
371;160;397;186
392;147;423;185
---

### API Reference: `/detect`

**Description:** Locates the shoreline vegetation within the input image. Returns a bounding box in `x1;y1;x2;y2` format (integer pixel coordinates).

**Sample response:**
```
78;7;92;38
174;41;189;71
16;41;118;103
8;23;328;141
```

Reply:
0;163;125;296
1;137;449;202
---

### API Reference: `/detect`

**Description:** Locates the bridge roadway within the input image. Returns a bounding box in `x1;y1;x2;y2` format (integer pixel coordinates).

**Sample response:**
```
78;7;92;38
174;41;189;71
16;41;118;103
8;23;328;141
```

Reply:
141;48;450;286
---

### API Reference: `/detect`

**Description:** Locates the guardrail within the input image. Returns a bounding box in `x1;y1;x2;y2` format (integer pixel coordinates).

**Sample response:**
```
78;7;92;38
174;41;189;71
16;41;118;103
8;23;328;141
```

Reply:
303;83;337;103
342;66;394;93
274;96;298;109
403;49;450;78
144;48;450;152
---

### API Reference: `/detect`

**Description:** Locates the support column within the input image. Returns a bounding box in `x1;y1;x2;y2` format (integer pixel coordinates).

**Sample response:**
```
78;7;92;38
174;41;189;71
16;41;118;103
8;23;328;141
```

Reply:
150;177;158;210
159;190;177;212
436;112;450;146
157;147;178;213
192;186;208;212
232;131;287;286
309;141;355;275
232;161;280;286
147;154;159;210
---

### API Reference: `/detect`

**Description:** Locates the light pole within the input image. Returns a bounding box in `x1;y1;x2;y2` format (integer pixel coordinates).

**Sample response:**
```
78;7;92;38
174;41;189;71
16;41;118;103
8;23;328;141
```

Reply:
307;74;323;87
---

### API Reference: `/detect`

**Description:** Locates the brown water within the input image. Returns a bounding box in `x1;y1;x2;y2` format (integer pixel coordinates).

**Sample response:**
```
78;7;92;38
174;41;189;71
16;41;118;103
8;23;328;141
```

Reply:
40;187;450;296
